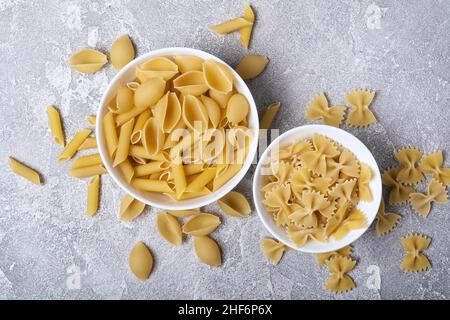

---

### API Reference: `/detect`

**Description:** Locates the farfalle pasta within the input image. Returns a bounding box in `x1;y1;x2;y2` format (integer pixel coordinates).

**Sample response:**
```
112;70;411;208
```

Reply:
409;179;448;217
394;148;425;184
260;238;289;265
375;199;400;237
325;256;356;293
261;134;371;247
382;167;415;205
305;92;346;127
345;89;377;127
101;55;253;201
419;151;450;185
400;234;431;272
315;245;352;266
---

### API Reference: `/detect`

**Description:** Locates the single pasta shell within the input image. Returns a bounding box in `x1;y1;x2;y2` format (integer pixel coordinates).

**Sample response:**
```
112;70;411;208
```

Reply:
203;60;233;94
129;241;153;280
69;49;107;74
120;194;146;221
137;56;179;81
156;212;182;245
142;117;165;155
182;95;209;132
235;55;269;80
194;236;222;267
154;92;182;133
182;213;221;236
174;55;204;73
173;71;209;96
115;86;134;113
134;77;166;109
218;191;251;217
200;95;221;128
226;94;249;125
110;35;135;69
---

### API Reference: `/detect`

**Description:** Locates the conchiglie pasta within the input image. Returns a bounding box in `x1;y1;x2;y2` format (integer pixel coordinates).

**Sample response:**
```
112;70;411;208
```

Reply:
235;55;269;80
182;213;221;236
173;71;209;96
137;56;179;81
134;77;166;109
69;49;107;74
182;95;209;132
203;60;233;94
226;94;249;126
154;92;182;133
218;191;251;217
156;212;182;245
174;55;204;73
110;35;135;69
193;236;222;267
142;117;165;155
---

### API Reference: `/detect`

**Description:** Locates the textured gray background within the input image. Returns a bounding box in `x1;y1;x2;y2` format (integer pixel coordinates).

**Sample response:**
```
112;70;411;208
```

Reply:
0;0;449;300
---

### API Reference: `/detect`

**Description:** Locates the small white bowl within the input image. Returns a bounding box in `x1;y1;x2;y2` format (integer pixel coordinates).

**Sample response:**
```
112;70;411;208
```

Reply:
253;124;382;253
97;48;259;210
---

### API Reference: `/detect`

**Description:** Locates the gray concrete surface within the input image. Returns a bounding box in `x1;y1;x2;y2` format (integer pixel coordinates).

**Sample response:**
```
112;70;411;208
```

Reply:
0;0;449;299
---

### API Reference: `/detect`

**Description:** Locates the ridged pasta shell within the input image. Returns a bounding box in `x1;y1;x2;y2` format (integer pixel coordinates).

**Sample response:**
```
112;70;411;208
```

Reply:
235;55;269;80
110;86;134;114
174;55;204;73
154;92;182;133
194;236;222;267
129;241;153;280
173;71;209;96
226;94;249;125
69;49;107;74
120;194;146;221
137;56;179;81
142;117;165;155
203;60;233;94
200;95;221;128
156;212;182;245
182;95;209;132
182;213;221;236
218;191;251;217
134;77;166;109
110;35;135;69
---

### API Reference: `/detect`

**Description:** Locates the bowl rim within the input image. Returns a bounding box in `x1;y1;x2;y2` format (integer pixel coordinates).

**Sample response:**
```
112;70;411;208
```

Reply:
96;47;259;210
252;124;382;253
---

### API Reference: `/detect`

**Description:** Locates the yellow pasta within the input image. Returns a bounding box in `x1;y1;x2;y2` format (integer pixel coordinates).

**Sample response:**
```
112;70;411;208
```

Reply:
111;86;134;114
131;178;172;193
315;245;352;266
382;167;415;205
86;115;97;126
235;55;268;80
58;129;92;162
325;256;356;293
240;5;255;49
305;92;346;127
173;55;204;73
130;109;151;144
260;238;288;265
185;167;216;193
137;56;178;81
120;194;146;221
375;199;400;237
156;212;182;245
345;89;377;127
200;95;221;128
86;175;100;217
102;112;118;157
400;234;431;272
119;159;135;183
71;153;102;169
409;179;448;217
419;151;450;185
394;147;425;184
173;71;208;96
154;92;181;133
209;89;234;109
182;213;221;236
129;241;153;280
218;191;251;217
113;118;134;167
47;105;65;146
69;164;107;178
358;163;373;201
134;161;168;177
134;77;166;109
110;35;135;70
226;94;249;126
209;17;253;35
193;236;222;267
260;102;281;129
182;95;209;132
8;157;42;185
203;60;233;94
172;161;187;199
142;117;165;156
69;48;107;73
78;137;97;150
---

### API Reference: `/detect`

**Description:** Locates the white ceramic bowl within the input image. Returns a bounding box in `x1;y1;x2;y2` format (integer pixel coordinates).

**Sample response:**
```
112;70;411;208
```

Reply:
253;124;382;253
97;48;259;210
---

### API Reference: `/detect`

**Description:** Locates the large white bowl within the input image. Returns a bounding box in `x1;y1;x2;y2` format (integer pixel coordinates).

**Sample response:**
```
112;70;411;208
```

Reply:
253;124;382;253
97;48;259;210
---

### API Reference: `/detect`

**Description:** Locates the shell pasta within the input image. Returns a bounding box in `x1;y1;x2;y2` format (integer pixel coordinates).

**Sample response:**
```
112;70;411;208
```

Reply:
101;55;252;201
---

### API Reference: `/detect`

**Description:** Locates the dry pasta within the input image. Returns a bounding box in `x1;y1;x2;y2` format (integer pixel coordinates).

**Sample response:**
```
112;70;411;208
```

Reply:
71;153;103;169
209;17;253;35
409;179;448;217
261;134;371;247
218;191;251;217
400;234;431;272
382;167;415;205
193;236;222;267
260;102;281;129
47;105;65;146
315;245;352;266
325;256;356;293
260;238;289;265
69;48;107;74
235;55;268;80
419;151;450;185
305;92;346;127
129;241;153;280
394;148;425;184
240;5;255;49
8;157;42;186
345;89;377;127
86;115;96;126
69;164;107;178
110;35;135;70
156;212;182;245
375;199;400;237
120;194;146;221
86;175;100;217
182;213;221;236
58;129;92;162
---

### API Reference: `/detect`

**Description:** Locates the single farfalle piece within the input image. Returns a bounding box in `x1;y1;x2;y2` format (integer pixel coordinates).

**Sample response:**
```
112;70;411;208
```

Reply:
400;234;431;272
419;151;450;185
409;179;448;217
358;163;373;201
263;184;291;226
375;198;400;237
394;148;425;184
260;238;289;265
270;160;293;184
315;245;352;266
326;149;360;183
291;167;331;196
345;89;377;127
287;225;326;247
328;179;358;207
305;92;346;127
300;134;340;176
288;191;330;228
325;256;356;293
382;167;415;205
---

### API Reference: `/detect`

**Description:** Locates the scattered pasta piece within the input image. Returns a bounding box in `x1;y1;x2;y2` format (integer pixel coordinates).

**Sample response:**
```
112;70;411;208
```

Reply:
409;179;448;217
358;163;373;201
110;35;135;70
120;194;146;221
166;209;201;218
47;105;65;146
58;129;92;162
381;167;415;205
68;48;107;74
78;137;97;150
235;55;269;80
182;213;221;236
315;245;353;266
69;164;107;179
71;153;103;169
86;175;100;217
129;241;153;280
8;157;42;186
86;115;97;126
156;212;182;245
260;102;281;129
260;238;289;265
375;198;400;237
209;17;253;35
419;151;450;185
394;148;425;184
218;191;251;217
239;5;255;48
325;256;356;293
305;92;346;127
400;234;431;272
193;236;222;267
345;89;377;127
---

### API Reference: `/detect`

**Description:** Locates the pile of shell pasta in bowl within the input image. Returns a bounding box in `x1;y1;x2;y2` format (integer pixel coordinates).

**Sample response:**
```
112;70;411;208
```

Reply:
253;124;382;253
97;47;258;210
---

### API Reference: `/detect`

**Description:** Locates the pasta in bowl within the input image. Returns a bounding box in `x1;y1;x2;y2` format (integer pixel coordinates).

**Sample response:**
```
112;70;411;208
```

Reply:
253;125;382;253
97;48;259;210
